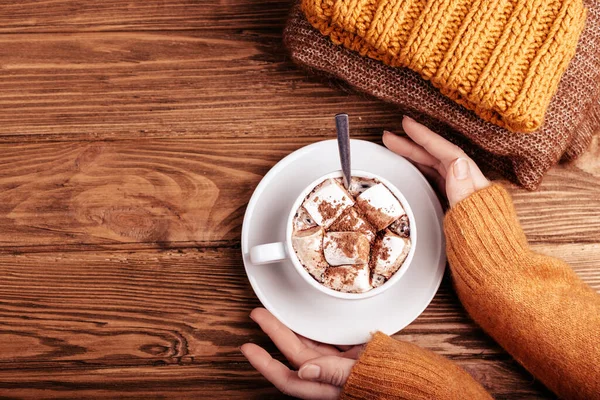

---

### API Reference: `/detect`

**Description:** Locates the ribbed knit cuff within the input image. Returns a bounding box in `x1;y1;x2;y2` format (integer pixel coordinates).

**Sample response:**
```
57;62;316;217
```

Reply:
444;184;530;285
341;332;492;399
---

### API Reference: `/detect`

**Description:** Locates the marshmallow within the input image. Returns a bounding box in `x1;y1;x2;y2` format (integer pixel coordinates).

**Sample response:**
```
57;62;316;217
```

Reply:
303;179;354;228
389;214;411;238
370;230;411;279
346;177;378;197
323;232;370;266
293;206;318;232
292;226;328;282
356;183;405;230
322;264;372;293
329;207;376;242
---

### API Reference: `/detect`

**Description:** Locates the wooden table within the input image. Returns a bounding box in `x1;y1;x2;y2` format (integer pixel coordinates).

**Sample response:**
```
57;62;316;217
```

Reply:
0;1;598;398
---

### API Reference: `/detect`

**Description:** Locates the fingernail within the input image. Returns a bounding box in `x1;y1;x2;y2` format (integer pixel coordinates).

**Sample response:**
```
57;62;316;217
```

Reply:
403;115;415;123
298;364;321;380
383;130;392;136
453;158;470;180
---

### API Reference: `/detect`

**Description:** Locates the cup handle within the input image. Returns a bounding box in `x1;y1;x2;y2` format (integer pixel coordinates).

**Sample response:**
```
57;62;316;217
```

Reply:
250;242;288;265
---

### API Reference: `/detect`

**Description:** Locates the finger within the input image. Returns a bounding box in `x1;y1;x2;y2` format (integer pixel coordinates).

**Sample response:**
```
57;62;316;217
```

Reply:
401;116;489;191
336;345;353;352
466;158;491;190
250;308;320;368
401;116;466;170
413;162;446;198
298;356;356;387
382;129;447;198
241;343;341;400
297;335;341;357
341;345;364;360
446;158;477;207
383;130;446;175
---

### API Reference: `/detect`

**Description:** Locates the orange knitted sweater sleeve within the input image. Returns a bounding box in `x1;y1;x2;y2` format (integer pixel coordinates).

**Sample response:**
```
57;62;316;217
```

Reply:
341;184;600;400
340;332;492;399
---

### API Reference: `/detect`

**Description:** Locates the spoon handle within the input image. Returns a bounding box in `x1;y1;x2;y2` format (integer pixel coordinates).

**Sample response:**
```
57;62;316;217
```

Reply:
335;113;352;189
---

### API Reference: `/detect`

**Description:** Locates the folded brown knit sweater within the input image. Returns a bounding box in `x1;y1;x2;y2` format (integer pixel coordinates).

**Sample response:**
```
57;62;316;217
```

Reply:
302;0;587;133
284;2;600;190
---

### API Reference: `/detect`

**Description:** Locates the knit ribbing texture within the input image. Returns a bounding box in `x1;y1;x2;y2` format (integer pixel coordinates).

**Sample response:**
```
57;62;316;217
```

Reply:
444;184;600;399
283;1;600;190
340;185;600;399
302;0;587;133
341;332;492;399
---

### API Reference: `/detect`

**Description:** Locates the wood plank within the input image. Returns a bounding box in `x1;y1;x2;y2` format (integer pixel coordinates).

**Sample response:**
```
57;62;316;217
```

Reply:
0;361;551;399
512;135;600;244
0;249;482;367
0;138;302;249
0;247;595;365
0;0;291;33
0;247;575;398
0;31;401;140
0;363;284;399
1;138;600;251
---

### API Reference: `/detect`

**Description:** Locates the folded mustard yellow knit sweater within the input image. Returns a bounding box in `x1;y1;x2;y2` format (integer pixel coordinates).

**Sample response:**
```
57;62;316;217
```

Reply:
341;185;600;399
302;0;587;133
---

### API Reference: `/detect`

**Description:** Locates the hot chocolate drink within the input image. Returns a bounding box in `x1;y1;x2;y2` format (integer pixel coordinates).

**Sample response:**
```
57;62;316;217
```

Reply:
291;176;411;293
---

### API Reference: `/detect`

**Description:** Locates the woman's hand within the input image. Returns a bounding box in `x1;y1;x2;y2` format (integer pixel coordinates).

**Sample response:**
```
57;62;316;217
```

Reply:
383;116;490;207
242;118;488;397
241;308;362;400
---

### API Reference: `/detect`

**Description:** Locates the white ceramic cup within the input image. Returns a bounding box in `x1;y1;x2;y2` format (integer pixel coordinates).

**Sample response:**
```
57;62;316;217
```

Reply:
249;170;417;300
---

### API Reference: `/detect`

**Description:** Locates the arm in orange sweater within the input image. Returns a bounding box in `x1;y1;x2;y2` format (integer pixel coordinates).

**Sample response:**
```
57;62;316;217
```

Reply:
243;119;597;399
444;184;600;399
341;332;492;399
342;184;600;400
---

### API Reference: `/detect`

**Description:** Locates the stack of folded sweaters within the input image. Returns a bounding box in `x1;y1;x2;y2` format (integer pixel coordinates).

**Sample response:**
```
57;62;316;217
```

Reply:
284;0;600;190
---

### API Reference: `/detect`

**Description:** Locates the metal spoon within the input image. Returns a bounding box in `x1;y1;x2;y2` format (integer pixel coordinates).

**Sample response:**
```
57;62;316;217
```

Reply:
335;113;351;189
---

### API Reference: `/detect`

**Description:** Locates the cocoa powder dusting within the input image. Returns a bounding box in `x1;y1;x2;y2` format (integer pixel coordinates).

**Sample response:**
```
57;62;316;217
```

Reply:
342;268;358;286
329;209;356;232
334;233;356;258
327;265;358;286
379;243;391;261
330;208;376;240
318;200;339;222
296;177;412;292
369;233;390;270
356;198;393;230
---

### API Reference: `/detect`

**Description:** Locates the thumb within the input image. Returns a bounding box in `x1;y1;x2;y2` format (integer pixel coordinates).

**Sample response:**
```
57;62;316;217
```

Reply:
297;356;356;387
446;158;476;207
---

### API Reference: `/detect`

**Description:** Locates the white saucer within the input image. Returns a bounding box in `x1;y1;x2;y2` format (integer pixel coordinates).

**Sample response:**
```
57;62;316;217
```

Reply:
241;140;446;345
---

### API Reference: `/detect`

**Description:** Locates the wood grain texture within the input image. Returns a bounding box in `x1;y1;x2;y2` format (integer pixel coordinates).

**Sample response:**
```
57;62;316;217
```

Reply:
1;247;590;399
0;0;290;33
0;362;550;399
1;138;599;252
0;30;401;140
0;0;598;398
0;363;284;399
0;245;596;366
